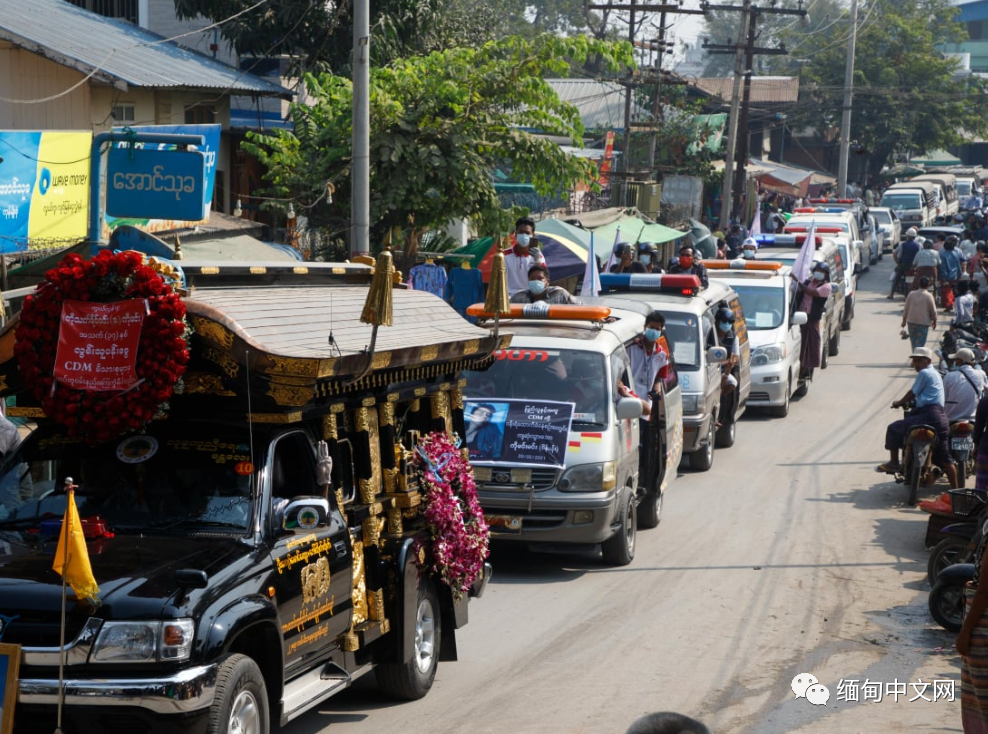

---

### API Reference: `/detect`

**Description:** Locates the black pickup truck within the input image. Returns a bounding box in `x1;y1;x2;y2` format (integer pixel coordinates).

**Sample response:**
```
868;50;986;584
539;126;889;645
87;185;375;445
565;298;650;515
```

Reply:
0;262;503;734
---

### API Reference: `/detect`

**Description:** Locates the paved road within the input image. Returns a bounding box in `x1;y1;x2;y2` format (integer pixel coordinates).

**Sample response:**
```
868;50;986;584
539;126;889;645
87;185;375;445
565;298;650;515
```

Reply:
285;256;962;734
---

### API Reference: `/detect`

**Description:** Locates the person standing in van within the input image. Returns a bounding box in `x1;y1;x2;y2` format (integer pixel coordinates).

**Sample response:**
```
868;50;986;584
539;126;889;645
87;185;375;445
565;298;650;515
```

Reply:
668;246;709;288
619;312;670;490
792;262;832;380
503;216;546;295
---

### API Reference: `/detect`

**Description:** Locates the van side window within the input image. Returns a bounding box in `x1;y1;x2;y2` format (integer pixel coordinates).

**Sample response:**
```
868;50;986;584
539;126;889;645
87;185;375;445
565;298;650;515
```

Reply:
611;350;631;402
271;432;316;504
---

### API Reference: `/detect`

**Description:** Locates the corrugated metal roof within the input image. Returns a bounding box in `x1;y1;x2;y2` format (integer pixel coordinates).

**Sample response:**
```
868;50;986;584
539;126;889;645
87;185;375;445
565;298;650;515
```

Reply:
0;0;289;96
546;79;648;131
694;76;799;104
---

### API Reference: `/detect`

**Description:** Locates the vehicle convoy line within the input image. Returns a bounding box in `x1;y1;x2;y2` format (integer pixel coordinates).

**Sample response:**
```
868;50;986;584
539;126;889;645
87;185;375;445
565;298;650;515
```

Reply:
291;257;959;734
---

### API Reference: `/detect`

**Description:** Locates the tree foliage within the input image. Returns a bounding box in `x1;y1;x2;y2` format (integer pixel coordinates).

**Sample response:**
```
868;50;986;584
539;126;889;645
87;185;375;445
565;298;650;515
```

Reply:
242;35;635;260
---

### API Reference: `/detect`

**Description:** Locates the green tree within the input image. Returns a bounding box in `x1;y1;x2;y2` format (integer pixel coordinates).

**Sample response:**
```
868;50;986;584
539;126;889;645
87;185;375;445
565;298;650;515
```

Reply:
243;34;635;262
797;0;988;177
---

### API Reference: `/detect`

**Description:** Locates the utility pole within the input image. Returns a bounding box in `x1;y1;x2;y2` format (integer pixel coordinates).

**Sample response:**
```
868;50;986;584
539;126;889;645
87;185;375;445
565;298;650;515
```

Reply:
837;0;859;197
622;0;637;204
351;0;370;257
704;2;805;228
647;13;670;172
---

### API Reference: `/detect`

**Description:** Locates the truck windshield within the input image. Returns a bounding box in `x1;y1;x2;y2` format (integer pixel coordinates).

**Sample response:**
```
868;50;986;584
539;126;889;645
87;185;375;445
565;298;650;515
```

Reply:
882;194;921;210
958;181;972;197
463;349;608;425
731;285;785;330
0;423;255;533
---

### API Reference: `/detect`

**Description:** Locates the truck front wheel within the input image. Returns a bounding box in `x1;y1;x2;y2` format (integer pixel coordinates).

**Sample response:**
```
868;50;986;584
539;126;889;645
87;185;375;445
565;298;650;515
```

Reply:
376;579;441;700
207;654;269;734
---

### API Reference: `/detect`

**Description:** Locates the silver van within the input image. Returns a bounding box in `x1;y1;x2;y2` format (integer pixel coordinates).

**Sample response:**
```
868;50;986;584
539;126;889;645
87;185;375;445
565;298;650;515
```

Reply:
462;303;684;565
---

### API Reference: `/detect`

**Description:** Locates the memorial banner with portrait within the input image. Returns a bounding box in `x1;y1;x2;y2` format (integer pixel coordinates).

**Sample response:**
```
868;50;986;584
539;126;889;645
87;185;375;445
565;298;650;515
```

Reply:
465;398;574;468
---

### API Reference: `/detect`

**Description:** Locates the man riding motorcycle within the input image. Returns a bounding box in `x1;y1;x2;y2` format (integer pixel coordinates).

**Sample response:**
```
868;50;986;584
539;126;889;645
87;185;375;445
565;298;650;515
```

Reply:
877;346;959;488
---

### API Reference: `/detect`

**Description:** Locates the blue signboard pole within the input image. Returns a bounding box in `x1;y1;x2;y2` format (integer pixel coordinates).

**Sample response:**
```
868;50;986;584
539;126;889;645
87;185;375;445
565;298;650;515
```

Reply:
88;132;206;248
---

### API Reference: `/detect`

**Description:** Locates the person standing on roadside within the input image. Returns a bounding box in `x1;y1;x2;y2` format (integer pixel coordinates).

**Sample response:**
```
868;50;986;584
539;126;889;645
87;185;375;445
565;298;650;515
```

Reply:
913;237;941;294
901;276;938;351
889;227;921;299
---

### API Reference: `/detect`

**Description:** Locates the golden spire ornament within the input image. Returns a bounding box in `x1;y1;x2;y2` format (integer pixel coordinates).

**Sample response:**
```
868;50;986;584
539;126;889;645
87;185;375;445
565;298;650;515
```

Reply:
360;250;394;327
484;252;510;315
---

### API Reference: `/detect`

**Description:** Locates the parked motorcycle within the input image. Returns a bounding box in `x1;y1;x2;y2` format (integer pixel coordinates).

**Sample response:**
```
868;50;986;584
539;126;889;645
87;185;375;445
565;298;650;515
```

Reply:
927;489;987;585
929;562;973;632
892;402;939;506
951;420;977;488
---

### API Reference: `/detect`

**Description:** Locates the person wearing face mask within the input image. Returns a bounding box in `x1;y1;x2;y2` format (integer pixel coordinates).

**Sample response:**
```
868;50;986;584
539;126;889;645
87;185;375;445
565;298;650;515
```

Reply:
618;312;669;493
503;216;546;294
715;307;740;429
668;245;709;288
791;261;832;380
637;242;660;273
509;264;576;305
736;237;759;261
610;243;645;273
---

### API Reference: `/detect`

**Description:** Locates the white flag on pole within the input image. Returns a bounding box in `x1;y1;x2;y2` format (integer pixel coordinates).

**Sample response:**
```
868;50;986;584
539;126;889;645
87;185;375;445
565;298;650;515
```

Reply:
790;220;816;299
581;232;602;297
603;226;622;273
749;209;762;236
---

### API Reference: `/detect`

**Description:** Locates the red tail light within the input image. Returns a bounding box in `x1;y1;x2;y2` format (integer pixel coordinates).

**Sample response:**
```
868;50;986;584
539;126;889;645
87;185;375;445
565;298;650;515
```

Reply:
953;422;974;435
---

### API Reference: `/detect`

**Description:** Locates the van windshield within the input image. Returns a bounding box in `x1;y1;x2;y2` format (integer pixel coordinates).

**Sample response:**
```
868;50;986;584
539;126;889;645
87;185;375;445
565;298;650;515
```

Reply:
662;315;701;369
882;193;921;210
958;181;972;197
463;349;608;425
731;285;785;329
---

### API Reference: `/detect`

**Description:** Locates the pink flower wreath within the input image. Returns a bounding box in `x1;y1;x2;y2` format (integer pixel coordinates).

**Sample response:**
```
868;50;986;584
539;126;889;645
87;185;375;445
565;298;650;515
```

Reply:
15;250;189;443
412;431;489;597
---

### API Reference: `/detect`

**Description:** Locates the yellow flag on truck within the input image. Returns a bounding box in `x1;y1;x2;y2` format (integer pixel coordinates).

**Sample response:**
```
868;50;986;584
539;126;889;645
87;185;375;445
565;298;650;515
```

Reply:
52;489;100;603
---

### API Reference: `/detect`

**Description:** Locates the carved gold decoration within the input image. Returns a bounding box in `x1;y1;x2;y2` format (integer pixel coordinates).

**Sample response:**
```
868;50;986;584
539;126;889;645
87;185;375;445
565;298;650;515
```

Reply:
344;633;360;652
248;411;304;423
200;266;221;275
388;507;403;535
379;618;391;635
183;372;235;396
362;396;376;407
301;556;331;603
430;391;450;424
266;356;319;378
267;383;313;407
351;539;368;625
362;516;384;546
417;546;426;565
386;492;422;509
330;403;345;414
413;387;427;397
332;267;346;275
450;387;464;411
371;352;392;369
368;501;383;515
323;417;340;445
335;488;347;522
463;339;480;355
249;266;267;275
192;318;234;349
8;406;45;418
293;266;309;274
378;402;395;427
359;478;375;505
0;375;9;393
382;466;398;493
354;407;370;433
369;589;385;621
420;345;439;362
203;347;239;378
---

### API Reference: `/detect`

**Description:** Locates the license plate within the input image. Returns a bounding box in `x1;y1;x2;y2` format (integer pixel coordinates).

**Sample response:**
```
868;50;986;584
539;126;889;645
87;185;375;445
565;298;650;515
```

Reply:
952;437;973;450
486;514;522;533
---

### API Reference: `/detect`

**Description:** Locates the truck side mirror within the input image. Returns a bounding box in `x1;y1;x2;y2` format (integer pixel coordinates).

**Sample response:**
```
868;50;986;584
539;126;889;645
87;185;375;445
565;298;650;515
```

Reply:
792;311;808;326
281;497;330;531
615;397;643;421
854;262;863;275
706;346;728;364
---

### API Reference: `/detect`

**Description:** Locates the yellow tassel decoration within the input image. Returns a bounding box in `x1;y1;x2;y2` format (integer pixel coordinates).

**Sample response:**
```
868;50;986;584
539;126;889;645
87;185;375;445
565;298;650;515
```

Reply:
484;252;510;315
360;251;395;327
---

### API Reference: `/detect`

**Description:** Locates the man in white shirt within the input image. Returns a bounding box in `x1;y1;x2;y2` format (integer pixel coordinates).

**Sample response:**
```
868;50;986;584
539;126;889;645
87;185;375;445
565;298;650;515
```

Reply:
503;216;546;294
943;348;986;421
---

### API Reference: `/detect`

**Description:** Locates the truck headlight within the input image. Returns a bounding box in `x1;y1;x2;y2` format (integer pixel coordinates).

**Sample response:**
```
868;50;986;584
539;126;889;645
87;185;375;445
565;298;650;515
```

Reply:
91;619;195;663
752;343;786;365
558;461;616;492
682;394;699;413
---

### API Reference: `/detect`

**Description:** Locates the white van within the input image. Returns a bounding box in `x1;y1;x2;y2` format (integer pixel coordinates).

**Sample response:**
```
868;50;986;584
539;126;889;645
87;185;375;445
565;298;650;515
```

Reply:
881;182;938;229
705;260;808;416
599;275;746;472
913;173;959;219
462;303;685;565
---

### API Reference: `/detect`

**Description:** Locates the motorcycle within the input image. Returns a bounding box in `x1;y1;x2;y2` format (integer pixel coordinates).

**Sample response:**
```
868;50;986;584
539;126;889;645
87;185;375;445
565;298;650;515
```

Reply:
929;562;974;632
892;401;940;506
927;489;987;585
951;419;977;488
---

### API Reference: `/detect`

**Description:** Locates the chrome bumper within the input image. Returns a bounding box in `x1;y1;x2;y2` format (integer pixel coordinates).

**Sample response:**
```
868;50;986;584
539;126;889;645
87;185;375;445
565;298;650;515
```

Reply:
19;663;218;714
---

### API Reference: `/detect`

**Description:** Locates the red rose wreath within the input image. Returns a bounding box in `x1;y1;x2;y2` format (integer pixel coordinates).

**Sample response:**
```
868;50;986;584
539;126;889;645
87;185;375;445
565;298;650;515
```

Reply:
15;250;190;443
